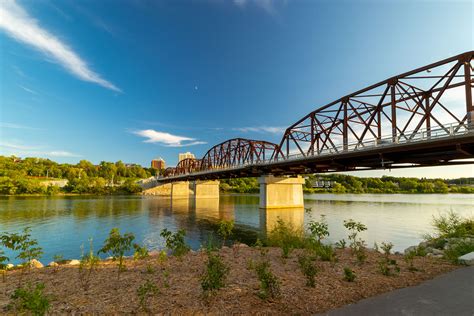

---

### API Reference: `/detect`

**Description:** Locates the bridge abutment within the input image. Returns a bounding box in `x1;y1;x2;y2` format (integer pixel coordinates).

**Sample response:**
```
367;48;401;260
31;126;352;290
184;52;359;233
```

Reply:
193;180;220;199
259;175;305;209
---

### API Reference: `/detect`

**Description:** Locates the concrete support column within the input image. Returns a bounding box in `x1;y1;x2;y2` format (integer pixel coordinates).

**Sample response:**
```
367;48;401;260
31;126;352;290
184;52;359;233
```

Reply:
259;175;305;209
193;180;220;199
171;181;190;199
142;182;172;196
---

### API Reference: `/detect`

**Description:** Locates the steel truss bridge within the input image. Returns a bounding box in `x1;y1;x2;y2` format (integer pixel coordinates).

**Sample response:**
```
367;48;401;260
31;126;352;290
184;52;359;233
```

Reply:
160;51;474;183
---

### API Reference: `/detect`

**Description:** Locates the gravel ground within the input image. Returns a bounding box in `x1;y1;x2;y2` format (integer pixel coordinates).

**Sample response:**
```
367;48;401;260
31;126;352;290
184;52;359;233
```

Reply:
0;245;458;315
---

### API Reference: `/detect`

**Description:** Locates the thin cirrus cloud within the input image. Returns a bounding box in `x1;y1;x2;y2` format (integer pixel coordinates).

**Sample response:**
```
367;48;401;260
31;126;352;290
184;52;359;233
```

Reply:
0;142;81;158
233;0;278;14
0;0;121;92
131;129;207;148
232;126;286;134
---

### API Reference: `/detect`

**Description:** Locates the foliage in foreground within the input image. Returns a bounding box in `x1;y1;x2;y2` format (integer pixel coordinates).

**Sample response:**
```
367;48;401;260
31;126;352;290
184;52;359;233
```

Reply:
266;218;307;258
343;267;356;282
298;253;317;287
254;258;281;299
79;239;100;291
137;280;159;312
160;229;190;257
98;228;135;278
201;251;230;294
8;282;51;316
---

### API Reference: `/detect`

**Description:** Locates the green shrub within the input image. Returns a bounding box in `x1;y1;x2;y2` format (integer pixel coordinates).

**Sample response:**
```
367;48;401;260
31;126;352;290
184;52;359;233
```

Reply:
335;239;346;249
343;267;356;282
137;280;159;311
254;259;280;299
298;253;317;287
0;249;8;282
307;215;329;243
0;227;43;283
404;250;418;271
160;229;190;257
312;243;336;262
380;242;393;258
201;252;229;294
217;220;234;247
444;241;474;264
133;243;149;260
378;259;400;276
343;219;367;263
267;218;306;258
8;282;50;315
98;228;135;278
431;211;474;239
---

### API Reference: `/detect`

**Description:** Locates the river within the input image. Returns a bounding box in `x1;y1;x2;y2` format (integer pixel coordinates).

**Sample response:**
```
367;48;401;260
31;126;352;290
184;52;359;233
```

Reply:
0;194;473;264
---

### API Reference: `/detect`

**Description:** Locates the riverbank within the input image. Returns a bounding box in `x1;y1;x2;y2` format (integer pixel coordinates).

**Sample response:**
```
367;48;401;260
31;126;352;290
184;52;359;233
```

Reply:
0;246;457;314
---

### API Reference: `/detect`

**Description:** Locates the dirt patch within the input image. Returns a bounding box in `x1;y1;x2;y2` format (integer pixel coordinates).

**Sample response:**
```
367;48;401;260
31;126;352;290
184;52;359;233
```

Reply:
0;246;457;315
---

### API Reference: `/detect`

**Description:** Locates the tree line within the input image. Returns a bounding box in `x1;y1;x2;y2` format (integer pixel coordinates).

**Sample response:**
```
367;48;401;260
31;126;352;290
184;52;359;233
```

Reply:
220;174;474;194
0;156;157;195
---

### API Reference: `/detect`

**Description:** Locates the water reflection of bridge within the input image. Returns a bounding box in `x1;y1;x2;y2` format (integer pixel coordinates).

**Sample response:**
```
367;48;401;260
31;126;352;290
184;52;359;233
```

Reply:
144;195;304;242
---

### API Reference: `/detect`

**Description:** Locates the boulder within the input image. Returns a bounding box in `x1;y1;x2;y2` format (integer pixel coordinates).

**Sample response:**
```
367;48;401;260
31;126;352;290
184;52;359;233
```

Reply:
29;259;44;268
6;264;14;270
431;248;444;256
404;246;418;255
458;252;474;266
68;259;81;266
48;262;59;267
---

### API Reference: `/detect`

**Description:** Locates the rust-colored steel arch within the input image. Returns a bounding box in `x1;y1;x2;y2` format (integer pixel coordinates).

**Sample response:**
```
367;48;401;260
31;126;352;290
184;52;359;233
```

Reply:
274;51;474;159
174;158;202;175
163;167;177;177
200;138;280;171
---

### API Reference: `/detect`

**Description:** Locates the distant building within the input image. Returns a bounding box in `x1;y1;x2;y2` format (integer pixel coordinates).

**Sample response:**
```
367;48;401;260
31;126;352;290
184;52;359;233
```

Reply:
125;163;139;168
151;157;166;170
178;152;195;162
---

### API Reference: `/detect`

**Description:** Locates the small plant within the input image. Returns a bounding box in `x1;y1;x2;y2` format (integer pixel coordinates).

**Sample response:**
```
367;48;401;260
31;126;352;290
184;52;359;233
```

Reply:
380;242;394;258
162;269;170;288
137;280;159;312
0;249;8;282
378;259;400;276
312;243;336;262
343;267;356;282
307;215;329;244
254;259;280;299
8;282;50;315
201;251;230;294
431;211;473;239
146;264;155;274
202;234;219;253
160;229;190;257
373;242;379;252
444;240;474;264
98;228;135;278
344;219;367;263
53;254;64;264
254;238;268;257
335;239;346;249
157;250;168;265
79;238;100;291
404;250;418;271
0;227;43;283
133;243;149;260
267;218;305;259
217;220;234;247
298;253;317;287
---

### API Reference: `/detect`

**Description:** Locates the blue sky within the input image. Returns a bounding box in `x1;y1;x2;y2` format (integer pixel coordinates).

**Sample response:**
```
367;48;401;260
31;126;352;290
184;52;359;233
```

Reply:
0;0;473;178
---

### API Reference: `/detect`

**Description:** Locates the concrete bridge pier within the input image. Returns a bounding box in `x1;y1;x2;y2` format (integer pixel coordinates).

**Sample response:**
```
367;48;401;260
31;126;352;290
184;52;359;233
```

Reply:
259;175;305;209
193;180;220;199
171;181;191;199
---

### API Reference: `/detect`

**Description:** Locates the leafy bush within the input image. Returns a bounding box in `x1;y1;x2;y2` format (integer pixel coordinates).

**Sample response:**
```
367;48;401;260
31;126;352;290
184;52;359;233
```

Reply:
0;249;8;282
404;250;418;271
133;243;149;260
267;218;306;258
254;259;280;299
0;227;43;282
217;220;234;247
98;228;135;277
137;280;159;311
8;282;50;315
444;241;474;263
378;259;400;276
160;229;190;257
431;211;474;239
335;239;346;249
380;242;393;258
343;267;356;282
298;253;317;287
79;239;100;291
343;219;367;263
311;243;336;262
201;252;229;294
307;215;329;243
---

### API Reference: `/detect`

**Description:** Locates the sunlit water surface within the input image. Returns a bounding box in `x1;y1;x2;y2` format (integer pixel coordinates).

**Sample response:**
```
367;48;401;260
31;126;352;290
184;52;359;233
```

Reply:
0;194;473;264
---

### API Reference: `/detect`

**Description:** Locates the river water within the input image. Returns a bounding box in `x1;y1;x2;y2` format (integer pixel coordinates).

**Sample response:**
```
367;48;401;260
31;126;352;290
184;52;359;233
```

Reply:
0;194;473;264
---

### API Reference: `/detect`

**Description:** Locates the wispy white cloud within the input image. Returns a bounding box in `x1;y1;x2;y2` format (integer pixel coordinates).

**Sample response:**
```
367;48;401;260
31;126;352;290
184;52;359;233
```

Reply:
0;122;40;130
0;141;81;158
232;126;285;134
0;0;121;92
131;129;207;147
233;0;278;15
18;84;38;95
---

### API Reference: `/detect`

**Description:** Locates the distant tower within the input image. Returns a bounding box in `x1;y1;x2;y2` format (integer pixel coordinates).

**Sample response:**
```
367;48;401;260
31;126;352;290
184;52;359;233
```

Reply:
151;157;166;170
178;152;195;162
